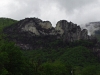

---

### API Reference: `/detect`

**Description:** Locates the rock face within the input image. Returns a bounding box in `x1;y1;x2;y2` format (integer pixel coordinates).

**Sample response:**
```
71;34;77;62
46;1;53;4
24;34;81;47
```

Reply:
39;21;52;29
55;20;89;42
22;23;40;35
4;17;93;49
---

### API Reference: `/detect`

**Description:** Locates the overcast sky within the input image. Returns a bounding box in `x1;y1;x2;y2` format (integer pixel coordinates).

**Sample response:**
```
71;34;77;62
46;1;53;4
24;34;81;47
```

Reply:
0;0;100;27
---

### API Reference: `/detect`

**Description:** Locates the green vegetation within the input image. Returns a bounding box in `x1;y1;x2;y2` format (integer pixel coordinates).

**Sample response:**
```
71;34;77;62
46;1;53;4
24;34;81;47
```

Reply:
0;18;100;75
0;41;34;75
0;18;17;31
0;18;17;40
0;40;100;75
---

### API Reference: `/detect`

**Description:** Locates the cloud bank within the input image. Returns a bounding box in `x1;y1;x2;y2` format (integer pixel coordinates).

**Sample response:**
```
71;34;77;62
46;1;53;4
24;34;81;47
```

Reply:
0;0;100;27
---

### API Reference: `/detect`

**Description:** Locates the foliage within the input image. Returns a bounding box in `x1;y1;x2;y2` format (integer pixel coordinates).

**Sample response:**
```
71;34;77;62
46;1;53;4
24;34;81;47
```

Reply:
0;18;17;31
0;40;34;75
81;65;100;75
38;61;72;75
0;18;17;42
0;17;100;75
1;39;99;75
58;46;98;66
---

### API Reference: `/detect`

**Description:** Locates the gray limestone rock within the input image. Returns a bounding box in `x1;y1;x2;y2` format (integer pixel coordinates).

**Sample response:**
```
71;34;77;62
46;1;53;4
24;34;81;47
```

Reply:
55;20;90;42
39;21;52;29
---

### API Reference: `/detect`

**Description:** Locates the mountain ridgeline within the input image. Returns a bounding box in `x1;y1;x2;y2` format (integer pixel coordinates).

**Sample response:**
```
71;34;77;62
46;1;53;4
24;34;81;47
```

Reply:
3;17;96;50
1;17;100;75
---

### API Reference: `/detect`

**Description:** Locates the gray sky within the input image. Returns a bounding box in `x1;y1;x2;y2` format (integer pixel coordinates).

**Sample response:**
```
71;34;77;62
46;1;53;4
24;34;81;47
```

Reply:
0;0;100;27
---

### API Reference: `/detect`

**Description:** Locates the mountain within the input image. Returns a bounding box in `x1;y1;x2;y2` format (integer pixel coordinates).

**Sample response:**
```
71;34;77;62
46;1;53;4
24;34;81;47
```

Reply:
1;17;100;75
3;17;96;50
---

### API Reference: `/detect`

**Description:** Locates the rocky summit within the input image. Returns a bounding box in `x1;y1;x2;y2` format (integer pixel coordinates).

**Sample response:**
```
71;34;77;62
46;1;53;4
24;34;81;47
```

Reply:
4;17;95;50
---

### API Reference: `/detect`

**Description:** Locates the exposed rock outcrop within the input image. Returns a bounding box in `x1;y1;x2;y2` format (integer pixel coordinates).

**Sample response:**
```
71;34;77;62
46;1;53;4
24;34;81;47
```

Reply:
55;20;90;42
22;22;40;35
4;17;95;50
39;21;52;29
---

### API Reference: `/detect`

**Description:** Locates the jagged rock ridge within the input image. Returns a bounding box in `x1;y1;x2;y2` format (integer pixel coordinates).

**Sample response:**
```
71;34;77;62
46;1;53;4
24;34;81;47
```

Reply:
4;17;94;50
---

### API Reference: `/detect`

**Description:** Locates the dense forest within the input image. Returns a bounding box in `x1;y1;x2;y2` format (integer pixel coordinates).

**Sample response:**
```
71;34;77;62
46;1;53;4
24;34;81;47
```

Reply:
0;18;100;75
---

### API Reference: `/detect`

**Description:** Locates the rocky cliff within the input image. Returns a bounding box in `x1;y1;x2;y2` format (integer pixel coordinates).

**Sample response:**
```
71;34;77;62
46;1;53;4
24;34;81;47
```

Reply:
4;17;95;50
55;20;90;42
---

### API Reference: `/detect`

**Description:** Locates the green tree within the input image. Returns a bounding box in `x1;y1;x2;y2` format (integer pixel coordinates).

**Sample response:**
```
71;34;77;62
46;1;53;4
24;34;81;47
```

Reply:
0;41;34;75
81;65;100;75
0;52;9;75
39;61;72;75
59;46;98;66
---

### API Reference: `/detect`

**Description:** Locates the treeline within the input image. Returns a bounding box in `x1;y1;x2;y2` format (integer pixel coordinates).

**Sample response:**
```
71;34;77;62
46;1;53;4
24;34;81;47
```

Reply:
0;40;100;75
0;18;17;31
0;18;100;75
0;40;34;75
0;18;17;40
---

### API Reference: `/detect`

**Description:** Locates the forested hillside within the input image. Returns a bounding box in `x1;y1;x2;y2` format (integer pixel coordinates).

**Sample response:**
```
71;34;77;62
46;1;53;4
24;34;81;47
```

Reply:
0;18;100;75
0;18;17;40
0;18;17;31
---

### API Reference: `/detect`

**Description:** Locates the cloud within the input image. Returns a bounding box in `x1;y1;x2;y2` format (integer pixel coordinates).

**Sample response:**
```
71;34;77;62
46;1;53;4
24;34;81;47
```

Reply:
0;0;100;27
56;0;96;11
